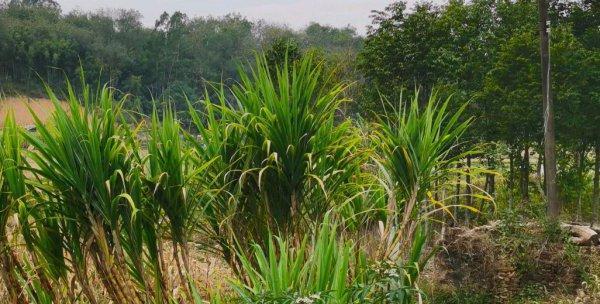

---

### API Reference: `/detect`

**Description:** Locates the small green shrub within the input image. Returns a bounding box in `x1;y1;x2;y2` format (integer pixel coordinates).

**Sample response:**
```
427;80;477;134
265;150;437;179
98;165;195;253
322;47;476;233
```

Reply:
232;214;359;304
232;215;433;304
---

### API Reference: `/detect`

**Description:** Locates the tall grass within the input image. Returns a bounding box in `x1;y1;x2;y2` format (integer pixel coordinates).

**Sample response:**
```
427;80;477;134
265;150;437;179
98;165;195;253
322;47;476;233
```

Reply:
230;54;362;229
0;54;480;304
373;92;476;261
16;81;203;303
232;214;360;304
147;107;198;299
23;82;148;303
0;113;29;303
187;53;366;271
186;87;249;275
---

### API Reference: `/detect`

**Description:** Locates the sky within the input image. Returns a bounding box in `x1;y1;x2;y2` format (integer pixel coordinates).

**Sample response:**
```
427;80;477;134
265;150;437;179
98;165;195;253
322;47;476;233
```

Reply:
57;0;400;35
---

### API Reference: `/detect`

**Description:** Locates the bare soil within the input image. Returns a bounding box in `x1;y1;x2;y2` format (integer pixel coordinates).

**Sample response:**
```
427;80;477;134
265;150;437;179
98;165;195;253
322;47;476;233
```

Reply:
0;96;67;128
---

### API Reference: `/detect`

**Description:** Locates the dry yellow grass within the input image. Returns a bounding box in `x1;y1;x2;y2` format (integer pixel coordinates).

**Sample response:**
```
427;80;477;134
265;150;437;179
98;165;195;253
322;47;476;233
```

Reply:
0;230;235;302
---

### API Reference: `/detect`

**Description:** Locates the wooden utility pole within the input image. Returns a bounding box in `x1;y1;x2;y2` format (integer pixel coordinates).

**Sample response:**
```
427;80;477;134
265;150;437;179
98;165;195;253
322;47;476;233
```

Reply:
538;0;559;218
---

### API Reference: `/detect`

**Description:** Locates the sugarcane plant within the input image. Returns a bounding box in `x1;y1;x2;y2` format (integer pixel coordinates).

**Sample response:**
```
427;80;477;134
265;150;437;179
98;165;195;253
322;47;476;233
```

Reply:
10;76;212;303
22;82;145;303
0;53;486;304
232;213;361;304
187;53;366;275
0;113;30;303
146;106;204;300
368;92;480;303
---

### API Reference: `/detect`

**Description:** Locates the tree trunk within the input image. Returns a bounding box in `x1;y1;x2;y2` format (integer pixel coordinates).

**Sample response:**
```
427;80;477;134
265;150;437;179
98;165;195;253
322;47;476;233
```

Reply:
538;0;560;218
454;162;462;224
480;156;495;214
521;145;530;202
489;173;495;197
509;150;516;209
434;179;439;202
465;156;472;225
577;148;585;221
441;182;448;239
487;156;496;197
536;151;543;181
593;144;599;226
535;151;547;200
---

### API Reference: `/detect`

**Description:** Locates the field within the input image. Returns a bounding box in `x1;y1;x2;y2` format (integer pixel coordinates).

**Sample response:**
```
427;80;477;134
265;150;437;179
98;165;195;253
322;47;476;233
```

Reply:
0;97;68;128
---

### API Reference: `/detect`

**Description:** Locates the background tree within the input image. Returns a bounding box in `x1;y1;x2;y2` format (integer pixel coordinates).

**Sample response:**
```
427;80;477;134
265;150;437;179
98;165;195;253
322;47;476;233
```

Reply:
0;2;363;114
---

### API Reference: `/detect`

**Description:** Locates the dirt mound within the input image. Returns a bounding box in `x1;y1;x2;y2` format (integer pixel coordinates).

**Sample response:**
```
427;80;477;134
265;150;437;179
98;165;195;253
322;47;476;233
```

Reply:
432;221;584;303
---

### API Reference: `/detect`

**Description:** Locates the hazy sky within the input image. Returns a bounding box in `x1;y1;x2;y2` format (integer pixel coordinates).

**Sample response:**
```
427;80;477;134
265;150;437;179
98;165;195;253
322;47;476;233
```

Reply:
57;0;404;35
